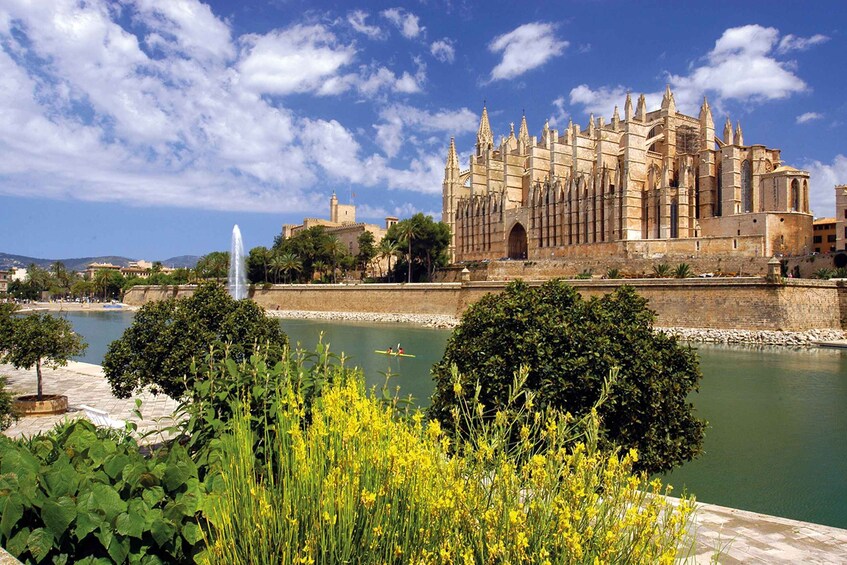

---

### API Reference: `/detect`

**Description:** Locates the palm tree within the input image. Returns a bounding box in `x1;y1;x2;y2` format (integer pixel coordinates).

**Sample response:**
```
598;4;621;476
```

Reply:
269;253;286;284
378;239;401;282
279;253;302;283
396;221;421;283
323;237;348;283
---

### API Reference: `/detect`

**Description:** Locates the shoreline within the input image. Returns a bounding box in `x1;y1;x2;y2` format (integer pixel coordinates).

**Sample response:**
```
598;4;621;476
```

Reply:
18;302;846;345
265;309;847;345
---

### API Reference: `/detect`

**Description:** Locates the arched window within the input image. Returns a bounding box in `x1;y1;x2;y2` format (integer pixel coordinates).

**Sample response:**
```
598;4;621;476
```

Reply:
791;179;800;212
716;162;723;216
741;160;753;213
670;198;679;238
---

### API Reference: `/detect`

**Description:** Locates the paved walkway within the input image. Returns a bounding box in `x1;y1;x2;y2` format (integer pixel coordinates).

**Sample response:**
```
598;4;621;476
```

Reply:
2;362;847;563
1;361;179;442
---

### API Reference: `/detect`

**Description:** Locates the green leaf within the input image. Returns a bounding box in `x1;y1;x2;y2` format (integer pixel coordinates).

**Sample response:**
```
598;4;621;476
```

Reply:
115;510;145;539
89;483;127;521
41;497;77;539
27;527;54;561
6;526;30;557
103;453;132;480
182;521;202;545
150;518;176;548
162;463;190;492
141;486;165;508
0;494;23;539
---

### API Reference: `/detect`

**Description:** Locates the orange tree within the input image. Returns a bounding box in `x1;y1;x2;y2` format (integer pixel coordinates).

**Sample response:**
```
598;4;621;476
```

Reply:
429;279;705;474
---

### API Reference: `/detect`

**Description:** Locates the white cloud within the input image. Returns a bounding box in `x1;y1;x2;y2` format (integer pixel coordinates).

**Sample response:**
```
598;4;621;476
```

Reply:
374;104;477;158
488;22;568;81
806;155;847;216
381;8;424;39
430;39;455;63
777;33;829;54
668;25;808;112
0;0;445;215
132;0;234;62
238;24;355;95
347;10;384;40
796;112;823;124
548;96;569;128
568;25;813;119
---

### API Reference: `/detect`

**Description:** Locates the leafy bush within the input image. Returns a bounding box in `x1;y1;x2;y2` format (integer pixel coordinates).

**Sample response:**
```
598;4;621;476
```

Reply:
813;268;836;280
0;419;206;564
605;268;621;279
653;263;672;277
0;312;87;400
179;339;350;463
103;283;288;399
199;365;693;564
430;280;705;474
0;376;17;431
674;263;692;279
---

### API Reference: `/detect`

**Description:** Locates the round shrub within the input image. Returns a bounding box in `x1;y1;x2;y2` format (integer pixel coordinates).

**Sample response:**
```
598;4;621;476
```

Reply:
429;279;705;474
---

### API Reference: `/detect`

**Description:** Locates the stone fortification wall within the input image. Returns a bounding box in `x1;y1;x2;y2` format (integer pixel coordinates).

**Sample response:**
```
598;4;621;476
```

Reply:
437;254;771;282
123;279;846;331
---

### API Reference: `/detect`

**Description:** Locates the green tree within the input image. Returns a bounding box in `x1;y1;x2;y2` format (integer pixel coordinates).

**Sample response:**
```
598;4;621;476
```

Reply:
356;231;377;276
273;226;337;282
323;237;349;283
70;279;94;300
195;251;230;280
93;269;124;300
0;313;87;400
103;283;288;399
377;238;401;281
384;214;451;282
247;246;272;283
278;252;302;284
429;280;705;474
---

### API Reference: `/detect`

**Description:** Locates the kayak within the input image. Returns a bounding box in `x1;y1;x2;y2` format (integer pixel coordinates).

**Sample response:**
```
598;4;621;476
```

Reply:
374;350;416;358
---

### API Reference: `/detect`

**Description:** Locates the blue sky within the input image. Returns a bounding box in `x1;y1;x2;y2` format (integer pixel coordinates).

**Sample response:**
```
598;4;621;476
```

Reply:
1;0;845;261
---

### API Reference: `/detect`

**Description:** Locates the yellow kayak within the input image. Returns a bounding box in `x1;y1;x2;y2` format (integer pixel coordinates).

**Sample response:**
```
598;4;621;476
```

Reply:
374;350;416;358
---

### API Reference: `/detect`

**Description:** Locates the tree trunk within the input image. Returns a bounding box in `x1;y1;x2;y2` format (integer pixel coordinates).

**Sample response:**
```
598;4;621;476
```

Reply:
36;359;43;400
407;241;412;283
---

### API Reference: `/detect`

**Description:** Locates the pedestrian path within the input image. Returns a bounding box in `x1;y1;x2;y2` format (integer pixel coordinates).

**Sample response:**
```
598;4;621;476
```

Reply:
1;361;179;441
2;362;847;563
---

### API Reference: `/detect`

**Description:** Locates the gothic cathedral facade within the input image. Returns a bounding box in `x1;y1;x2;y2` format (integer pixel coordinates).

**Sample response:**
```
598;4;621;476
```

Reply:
442;88;813;263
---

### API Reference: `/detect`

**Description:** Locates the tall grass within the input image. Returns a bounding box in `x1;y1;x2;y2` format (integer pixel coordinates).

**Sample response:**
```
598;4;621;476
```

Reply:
198;356;694;564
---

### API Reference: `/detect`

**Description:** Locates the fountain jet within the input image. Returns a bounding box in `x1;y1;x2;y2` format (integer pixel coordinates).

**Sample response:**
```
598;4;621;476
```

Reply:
229;224;247;300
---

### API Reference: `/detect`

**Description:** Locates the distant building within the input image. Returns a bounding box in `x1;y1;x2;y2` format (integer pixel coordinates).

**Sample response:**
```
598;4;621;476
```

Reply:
443;87;813;263
85;262;122;279
282;193;399;277
836;185;847;252
10;267;27;282
812;218;836;253
0;269;9;295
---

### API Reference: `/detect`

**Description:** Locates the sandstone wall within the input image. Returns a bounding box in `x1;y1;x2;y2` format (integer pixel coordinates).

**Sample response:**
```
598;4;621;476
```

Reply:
123;278;845;331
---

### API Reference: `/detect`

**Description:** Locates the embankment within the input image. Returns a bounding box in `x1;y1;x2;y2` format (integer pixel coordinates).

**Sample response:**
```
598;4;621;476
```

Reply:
124;277;847;332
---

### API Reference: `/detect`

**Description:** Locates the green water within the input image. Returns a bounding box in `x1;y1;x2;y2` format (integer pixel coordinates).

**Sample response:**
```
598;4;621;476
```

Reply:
59;311;847;529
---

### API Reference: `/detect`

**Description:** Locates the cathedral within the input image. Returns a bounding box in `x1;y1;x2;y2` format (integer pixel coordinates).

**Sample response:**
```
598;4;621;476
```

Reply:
442;87;813;263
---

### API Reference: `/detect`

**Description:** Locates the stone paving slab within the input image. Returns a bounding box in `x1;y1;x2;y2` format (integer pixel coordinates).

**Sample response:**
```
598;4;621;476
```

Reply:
2;362;847;563
1;361;180;441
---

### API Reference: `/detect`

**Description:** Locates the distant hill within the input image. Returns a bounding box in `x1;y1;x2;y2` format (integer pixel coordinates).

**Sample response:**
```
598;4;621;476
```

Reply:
0;252;200;272
158;255;200;269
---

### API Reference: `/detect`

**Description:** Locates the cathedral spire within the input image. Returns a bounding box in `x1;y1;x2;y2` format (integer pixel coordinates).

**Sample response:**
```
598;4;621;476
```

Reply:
476;105;493;153
518;112;530;144
661;85;675;113
446;137;459;171
612;105;620;129
735;121;744;146
699;96;714;150
587;113;595;137
636;94;647;121
723;117;734;145
624;92;633;121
